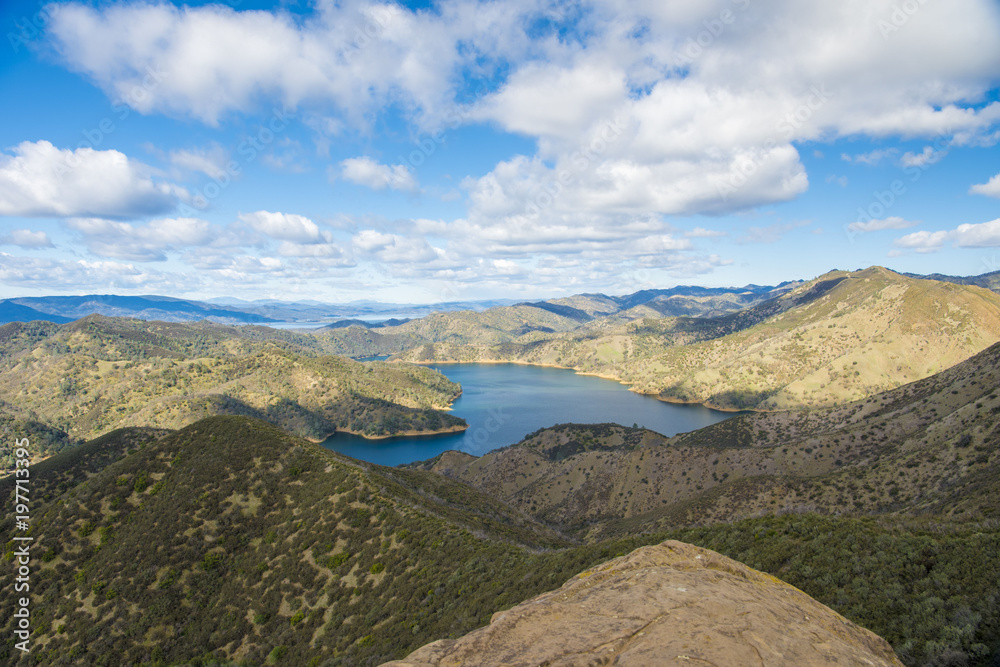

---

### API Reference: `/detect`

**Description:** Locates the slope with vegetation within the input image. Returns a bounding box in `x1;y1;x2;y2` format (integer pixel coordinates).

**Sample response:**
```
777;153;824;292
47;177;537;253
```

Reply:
397;267;1000;411
414;340;1000;536
0;416;645;665
311;282;795;358
0;316;465;446
2;411;998;665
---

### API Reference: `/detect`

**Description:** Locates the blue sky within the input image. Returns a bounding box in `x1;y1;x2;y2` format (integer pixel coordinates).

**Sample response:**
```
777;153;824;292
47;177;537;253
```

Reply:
1;0;999;303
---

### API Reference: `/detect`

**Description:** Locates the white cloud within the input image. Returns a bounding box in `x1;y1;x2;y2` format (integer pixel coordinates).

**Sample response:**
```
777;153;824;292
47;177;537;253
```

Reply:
953;219;1000;247
894;219;1000;252
0;141;179;218
43;0;1000;228
470;61;627;141
685;227;728;238
238;211;323;243
847;216;918;233
352;229;438;263
45;1;510;127
36;0;1000;292
0;252;185;292
169;144;230;179
840;149;898;165
970;173;1000;198
893;230;949;253
900;146;947;168
339;157;417;192
66;216;214;261
0;229;54;248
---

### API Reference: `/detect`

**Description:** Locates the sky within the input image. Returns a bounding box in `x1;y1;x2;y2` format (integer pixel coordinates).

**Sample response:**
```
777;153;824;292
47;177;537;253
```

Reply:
0;0;999;304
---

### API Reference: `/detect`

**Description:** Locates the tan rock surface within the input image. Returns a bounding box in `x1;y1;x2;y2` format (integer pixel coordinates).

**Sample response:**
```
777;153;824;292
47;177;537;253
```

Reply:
382;540;904;667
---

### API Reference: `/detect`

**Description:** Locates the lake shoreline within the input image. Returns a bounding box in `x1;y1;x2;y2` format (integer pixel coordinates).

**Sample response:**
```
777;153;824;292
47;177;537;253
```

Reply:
328;362;735;466
306;422;468;443
405;358;745;414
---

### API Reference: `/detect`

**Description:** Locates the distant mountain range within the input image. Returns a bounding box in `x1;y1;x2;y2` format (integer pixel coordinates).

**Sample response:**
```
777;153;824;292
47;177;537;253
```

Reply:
3;265;1000;664
2;269;997;326
0;294;520;326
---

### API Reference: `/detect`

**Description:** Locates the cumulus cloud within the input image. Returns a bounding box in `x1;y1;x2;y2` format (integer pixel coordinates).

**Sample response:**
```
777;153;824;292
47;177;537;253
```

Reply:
847;216;918;233
0;252;185;292
893;219;1000;252
0;229;54;248
900;146;947;168
970;173;1000;198
841;149;898;165
44;0;1000;227
238;211;324;243
66;216;214;261
339;157;417;192
169;143;230;179
0;141;180;218
44;1;513;126
352;229;438;263
34;0;1000;292
685;227;728;238
893;230;950;253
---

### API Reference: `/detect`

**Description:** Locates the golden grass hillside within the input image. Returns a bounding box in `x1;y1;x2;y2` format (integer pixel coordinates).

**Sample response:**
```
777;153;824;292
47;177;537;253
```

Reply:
0;317;465;445
397;267;1000;411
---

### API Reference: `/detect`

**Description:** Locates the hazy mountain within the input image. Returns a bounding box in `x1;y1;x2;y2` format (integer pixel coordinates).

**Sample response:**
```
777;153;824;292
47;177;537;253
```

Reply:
906;269;1000;292
0;300;73;325
6;294;277;324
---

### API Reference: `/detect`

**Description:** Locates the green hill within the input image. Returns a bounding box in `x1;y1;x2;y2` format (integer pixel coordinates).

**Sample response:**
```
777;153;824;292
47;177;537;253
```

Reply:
0;416;639;665
0;317;466;446
2;411;999;665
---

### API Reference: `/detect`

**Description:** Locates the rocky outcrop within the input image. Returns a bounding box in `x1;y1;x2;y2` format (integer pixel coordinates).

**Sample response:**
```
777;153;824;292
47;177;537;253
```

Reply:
383;540;904;667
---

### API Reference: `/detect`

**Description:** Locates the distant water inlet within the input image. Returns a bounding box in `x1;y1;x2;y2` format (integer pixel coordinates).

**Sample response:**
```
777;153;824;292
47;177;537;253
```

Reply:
321;363;735;466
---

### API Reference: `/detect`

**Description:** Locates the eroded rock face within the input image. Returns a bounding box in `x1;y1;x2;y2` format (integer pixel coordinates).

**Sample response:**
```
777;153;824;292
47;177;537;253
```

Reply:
382;540;904;667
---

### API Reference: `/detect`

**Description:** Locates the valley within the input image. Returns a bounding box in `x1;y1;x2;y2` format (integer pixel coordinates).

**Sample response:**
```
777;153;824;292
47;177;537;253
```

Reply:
2;266;1000;666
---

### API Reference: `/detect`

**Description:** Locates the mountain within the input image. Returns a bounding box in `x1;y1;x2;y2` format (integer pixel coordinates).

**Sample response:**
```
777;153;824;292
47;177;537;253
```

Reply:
0;316;465;444
6;294;279;324
0;300;73;325
387;540;904;667
2;415;997;665
412;338;1000;538
398;267;1000;411
906;269;1000;293
3;337;1000;664
313;281;796;358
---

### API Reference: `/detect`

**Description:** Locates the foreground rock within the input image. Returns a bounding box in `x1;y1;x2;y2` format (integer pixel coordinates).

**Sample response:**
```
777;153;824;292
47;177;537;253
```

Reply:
383;540;904;667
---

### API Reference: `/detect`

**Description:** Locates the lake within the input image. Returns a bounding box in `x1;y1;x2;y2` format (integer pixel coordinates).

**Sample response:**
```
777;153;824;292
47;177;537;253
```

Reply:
321;363;735;466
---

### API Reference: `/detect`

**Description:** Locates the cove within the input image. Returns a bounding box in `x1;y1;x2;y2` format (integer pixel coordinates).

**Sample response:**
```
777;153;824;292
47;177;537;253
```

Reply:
321;363;735;466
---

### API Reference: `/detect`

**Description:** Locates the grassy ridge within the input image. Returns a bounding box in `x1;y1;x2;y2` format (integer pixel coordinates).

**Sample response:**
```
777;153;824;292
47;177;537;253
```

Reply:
396;268;1000;411
2;417;998;665
417;341;1000;537
0;317;465;445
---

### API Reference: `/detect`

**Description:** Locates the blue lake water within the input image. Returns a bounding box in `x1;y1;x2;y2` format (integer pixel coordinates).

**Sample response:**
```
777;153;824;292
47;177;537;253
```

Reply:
321;363;735;466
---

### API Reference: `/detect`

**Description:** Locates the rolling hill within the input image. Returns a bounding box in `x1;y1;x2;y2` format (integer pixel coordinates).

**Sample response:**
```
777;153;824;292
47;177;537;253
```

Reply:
3;407;998;664
397;267;1000;411
0;316;466;445
412;339;1000;538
